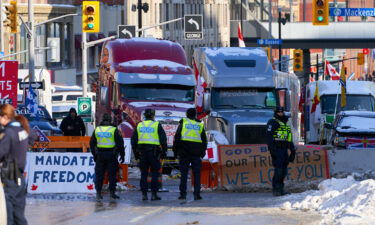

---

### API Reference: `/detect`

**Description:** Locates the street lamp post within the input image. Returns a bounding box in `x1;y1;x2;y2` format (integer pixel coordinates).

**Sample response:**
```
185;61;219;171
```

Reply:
278;7;282;71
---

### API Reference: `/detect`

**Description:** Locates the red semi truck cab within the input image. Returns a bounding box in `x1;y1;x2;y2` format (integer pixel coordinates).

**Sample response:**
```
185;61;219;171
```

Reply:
96;38;196;171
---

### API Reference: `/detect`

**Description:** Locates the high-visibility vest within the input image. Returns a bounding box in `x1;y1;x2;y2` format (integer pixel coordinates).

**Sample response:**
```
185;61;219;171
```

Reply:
181;118;204;143
272;118;292;142
95;126;116;148
137;120;160;145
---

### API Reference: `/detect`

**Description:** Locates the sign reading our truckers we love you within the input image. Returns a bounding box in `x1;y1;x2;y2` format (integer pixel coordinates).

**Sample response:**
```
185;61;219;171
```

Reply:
27;153;95;193
218;145;330;186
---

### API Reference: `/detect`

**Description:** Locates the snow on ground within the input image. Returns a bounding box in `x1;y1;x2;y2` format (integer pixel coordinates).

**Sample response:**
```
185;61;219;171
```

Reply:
280;174;375;225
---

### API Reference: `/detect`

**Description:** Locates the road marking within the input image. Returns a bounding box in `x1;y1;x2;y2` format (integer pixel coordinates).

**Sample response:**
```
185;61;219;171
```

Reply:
129;207;166;223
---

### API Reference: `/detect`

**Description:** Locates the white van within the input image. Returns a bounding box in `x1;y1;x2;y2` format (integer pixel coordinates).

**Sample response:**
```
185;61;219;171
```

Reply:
51;91;96;135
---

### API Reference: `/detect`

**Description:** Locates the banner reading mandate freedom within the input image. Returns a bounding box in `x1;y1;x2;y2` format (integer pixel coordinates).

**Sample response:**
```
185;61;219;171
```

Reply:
218;145;330;186
27;153;95;193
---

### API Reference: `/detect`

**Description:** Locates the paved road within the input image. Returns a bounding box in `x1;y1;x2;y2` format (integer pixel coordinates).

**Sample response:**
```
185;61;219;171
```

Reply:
25;178;321;225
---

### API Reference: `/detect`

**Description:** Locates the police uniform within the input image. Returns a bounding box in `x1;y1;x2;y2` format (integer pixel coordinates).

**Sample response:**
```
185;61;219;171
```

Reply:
131;113;167;201
173;109;207;200
0;121;35;225
266;108;296;196
90;116;124;200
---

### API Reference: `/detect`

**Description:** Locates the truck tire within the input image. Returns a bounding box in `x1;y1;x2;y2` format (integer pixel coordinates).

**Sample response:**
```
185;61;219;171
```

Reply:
162;166;173;175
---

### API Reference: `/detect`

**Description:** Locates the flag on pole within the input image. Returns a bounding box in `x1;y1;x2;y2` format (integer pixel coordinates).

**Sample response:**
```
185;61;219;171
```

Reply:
25;83;39;119
238;22;245;47
325;60;340;80
340;63;347;108
311;82;320;113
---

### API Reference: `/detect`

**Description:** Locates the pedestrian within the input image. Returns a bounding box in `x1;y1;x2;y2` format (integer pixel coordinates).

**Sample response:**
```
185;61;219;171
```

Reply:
266;107;296;196
131;109;167;201
60;108;86;152
90;113;125;201
60;107;86;136
173;108;207;200
0;104;37;225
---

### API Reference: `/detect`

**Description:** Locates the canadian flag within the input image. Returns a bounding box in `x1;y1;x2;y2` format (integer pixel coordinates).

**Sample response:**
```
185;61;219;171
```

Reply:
193;60;207;119
325;60;340;80
238;22;245;47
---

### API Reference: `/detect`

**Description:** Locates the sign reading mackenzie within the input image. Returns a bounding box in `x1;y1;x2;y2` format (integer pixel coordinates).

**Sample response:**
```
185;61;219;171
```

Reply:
218;145;330;186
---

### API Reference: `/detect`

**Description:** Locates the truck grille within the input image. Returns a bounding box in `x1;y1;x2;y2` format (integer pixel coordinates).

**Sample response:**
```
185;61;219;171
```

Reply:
235;125;267;144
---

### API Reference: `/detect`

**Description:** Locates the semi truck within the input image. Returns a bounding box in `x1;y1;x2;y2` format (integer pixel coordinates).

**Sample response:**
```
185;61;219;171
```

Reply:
96;38;196;172
304;80;375;144
192;47;300;145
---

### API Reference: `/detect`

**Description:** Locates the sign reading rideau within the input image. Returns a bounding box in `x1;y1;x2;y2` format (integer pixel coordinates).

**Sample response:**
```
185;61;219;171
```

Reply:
218;145;330;186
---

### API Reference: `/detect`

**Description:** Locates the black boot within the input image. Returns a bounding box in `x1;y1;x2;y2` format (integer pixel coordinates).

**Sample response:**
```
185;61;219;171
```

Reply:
151;192;161;201
110;191;120;200
96;192;103;201
178;193;186;200
142;192;148;201
194;194;202;200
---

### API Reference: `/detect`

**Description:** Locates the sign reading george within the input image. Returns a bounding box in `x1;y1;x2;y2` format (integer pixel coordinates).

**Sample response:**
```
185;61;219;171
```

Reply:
330;8;375;17
184;15;203;40
77;97;92;122
118;25;136;39
218;145;330;186
0;60;18;107
257;39;282;45
19;81;44;90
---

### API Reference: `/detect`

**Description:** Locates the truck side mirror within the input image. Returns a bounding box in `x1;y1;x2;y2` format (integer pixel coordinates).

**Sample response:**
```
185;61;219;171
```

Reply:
324;123;333;129
203;92;211;112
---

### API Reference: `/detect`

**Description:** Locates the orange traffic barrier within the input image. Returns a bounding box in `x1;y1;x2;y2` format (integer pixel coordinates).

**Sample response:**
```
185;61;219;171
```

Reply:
31;136;91;152
193;161;219;189
103;164;130;186
147;166;164;191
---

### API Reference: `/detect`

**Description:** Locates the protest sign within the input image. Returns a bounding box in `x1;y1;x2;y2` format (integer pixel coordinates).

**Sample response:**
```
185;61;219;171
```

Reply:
218;145;329;186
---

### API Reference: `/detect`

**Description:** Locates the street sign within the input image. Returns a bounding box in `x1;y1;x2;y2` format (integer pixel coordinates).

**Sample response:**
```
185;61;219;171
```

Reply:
0;52;4;57
184;15;203;40
19;81;44;90
330;8;375;17
257;39;282;45
77;97;92;122
118;25;136;39
0;60;18;107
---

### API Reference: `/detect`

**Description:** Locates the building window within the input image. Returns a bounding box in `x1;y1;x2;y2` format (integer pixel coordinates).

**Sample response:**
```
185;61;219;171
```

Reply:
159;3;163;29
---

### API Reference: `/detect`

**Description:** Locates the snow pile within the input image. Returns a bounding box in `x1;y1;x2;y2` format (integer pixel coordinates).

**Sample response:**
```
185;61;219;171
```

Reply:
281;176;375;225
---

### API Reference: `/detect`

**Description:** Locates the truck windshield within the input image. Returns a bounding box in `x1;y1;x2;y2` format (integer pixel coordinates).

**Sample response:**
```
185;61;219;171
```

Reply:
212;88;277;109
321;95;375;114
120;84;194;102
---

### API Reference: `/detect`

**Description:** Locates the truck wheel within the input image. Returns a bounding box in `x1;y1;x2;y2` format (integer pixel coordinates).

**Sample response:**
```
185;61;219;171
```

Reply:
162;167;173;175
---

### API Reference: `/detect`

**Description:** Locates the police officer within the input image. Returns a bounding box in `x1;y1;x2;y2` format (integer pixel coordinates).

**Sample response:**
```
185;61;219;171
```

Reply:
90;113;125;201
131;109;167;201
173;108;207;200
0;104;36;225
266;107;296;196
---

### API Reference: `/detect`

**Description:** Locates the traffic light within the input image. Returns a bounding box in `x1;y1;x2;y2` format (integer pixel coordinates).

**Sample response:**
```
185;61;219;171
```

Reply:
312;0;329;26
293;49;303;72
82;1;100;33
357;53;365;65
4;1;18;33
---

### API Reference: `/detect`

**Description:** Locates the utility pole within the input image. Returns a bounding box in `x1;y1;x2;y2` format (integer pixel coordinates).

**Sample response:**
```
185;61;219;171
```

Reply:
28;0;35;82
268;0;272;60
240;0;243;36
137;0;142;37
0;0;4;52
278;7;282;71
82;32;87;97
